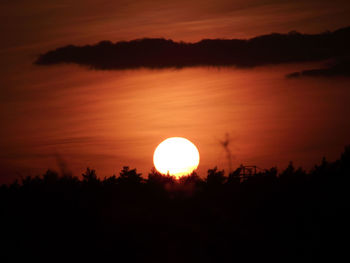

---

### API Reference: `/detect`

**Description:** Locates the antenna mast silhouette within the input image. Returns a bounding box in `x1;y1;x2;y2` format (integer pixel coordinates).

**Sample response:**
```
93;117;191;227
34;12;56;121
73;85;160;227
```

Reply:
220;133;232;173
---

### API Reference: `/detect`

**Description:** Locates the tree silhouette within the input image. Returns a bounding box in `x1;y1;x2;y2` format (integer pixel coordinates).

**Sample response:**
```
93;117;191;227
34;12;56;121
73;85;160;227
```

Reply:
227;166;241;184
148;167;175;186
206;167;226;186
1;146;350;262
117;166;143;184
82;167;99;183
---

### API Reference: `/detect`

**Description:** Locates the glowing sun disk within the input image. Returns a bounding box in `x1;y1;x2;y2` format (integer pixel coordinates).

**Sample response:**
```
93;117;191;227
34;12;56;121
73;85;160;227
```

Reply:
153;137;200;178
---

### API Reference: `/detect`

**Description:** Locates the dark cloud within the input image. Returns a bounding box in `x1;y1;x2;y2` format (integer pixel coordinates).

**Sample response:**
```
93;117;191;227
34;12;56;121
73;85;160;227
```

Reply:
287;59;350;78
35;26;350;75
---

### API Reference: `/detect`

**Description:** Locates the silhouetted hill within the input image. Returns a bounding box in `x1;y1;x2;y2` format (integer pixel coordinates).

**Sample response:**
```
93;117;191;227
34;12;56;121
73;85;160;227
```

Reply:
1;146;350;262
35;27;350;77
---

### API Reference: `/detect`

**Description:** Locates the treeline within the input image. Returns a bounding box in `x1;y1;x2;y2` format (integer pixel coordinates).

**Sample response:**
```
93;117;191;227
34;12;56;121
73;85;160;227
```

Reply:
1;147;350;263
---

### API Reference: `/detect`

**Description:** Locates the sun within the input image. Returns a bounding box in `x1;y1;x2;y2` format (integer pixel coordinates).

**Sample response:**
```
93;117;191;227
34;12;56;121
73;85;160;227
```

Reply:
153;137;200;178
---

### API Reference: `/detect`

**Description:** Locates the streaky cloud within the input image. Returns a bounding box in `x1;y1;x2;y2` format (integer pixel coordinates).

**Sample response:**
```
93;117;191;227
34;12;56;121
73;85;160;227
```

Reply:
35;26;350;76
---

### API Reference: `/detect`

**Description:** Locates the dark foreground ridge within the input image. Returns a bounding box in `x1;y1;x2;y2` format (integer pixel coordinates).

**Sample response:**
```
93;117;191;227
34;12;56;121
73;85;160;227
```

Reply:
1;146;350;263
35;27;350;77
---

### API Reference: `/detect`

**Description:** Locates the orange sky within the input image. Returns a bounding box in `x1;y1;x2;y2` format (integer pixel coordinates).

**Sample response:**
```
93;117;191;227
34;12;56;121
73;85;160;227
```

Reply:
1;0;350;51
1;0;350;183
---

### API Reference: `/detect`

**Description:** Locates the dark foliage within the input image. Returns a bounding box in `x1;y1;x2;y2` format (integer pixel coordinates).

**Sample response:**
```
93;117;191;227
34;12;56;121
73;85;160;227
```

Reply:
34;27;350;77
1;148;350;262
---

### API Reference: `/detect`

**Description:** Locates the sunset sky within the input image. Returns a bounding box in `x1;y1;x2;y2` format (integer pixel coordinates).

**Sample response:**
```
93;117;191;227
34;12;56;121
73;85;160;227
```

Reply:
1;0;350;183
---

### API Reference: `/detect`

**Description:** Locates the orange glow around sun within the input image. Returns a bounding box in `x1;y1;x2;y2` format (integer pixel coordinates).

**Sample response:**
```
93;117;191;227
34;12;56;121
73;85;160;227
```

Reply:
153;137;200;178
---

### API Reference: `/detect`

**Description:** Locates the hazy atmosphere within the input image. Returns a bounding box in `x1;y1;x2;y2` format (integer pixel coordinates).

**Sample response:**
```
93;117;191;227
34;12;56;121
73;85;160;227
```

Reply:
2;1;350;263
1;0;350;182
